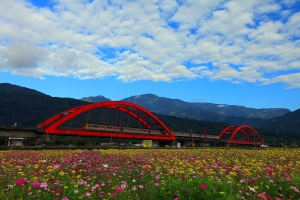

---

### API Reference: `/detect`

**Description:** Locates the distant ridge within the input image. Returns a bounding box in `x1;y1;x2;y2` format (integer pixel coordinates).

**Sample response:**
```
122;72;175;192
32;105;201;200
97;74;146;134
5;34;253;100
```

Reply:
81;95;111;103
121;94;290;120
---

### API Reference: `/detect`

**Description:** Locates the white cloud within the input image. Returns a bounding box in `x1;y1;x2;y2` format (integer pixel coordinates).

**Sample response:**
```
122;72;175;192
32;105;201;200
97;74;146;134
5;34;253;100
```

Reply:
0;0;299;88
281;0;297;7
267;73;300;88
1;40;47;70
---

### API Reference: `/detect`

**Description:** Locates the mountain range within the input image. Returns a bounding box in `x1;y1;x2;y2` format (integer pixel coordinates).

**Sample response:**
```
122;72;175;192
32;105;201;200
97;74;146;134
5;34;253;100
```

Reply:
82;94;300;133
0;83;299;134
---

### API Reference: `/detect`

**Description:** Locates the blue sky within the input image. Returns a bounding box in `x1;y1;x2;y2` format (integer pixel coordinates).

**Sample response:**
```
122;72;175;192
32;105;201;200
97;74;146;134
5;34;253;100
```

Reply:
0;0;300;111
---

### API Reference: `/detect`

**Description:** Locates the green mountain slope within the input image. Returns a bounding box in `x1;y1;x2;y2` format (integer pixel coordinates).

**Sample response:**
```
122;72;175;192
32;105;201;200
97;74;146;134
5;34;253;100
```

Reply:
256;109;300;133
0;83;89;126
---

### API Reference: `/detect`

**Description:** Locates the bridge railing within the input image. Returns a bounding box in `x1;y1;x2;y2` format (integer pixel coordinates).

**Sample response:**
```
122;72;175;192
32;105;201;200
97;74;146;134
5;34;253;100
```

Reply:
0;125;39;131
173;132;219;139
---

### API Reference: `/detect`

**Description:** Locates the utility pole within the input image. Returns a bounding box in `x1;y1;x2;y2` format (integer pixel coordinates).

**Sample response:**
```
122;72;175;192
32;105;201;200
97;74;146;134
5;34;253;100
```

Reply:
190;128;193;147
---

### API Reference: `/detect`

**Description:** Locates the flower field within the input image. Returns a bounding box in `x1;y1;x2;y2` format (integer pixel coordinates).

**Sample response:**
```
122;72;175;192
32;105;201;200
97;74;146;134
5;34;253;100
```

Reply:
0;148;299;200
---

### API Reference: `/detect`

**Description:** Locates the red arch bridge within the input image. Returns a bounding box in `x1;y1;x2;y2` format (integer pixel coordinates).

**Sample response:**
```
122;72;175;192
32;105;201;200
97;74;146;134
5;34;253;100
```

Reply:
1;101;264;146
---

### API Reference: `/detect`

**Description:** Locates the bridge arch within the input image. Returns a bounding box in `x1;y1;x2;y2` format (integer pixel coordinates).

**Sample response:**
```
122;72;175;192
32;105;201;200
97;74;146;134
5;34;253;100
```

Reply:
218;125;264;145
38;101;176;141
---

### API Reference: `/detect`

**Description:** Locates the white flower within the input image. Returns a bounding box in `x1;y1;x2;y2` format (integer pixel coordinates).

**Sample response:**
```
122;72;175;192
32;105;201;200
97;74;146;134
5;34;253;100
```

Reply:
248;186;256;192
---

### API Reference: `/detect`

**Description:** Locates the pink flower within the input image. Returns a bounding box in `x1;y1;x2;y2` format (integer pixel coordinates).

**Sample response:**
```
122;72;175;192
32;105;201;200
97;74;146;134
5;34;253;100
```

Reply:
200;184;207;190
31;181;40;188
259;193;267;199
85;192;91;196
121;182;127;189
291;186;299;193
62;198;69;200
15;179;27;186
285;177;291;182
40;182;48;188
154;183;160;186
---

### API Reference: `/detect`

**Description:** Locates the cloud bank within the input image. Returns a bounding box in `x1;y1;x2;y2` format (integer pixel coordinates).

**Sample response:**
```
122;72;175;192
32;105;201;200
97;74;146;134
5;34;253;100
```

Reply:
0;0;299;88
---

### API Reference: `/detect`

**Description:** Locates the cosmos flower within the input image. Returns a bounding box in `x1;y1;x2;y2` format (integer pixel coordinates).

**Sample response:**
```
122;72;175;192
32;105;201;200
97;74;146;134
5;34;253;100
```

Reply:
200;184;207;190
15;179;27;186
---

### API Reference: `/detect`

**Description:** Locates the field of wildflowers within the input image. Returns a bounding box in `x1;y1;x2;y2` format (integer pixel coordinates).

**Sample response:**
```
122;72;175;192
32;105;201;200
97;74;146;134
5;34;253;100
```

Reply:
0;148;299;200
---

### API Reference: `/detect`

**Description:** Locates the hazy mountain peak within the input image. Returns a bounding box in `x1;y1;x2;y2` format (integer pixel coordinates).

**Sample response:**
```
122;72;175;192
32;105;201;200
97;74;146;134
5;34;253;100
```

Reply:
81;95;110;103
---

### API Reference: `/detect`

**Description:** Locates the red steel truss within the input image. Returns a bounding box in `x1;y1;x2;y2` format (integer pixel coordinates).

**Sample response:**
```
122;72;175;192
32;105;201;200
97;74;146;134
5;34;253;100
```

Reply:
38;101;176;141
218;125;264;145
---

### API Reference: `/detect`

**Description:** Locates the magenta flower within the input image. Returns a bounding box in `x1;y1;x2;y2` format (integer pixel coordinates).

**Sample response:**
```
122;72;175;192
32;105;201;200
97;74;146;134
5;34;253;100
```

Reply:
200;184;207;190
116;187;124;192
15;179;27;186
259;193;267;199
99;191;105;197
285;177;291;182
55;189;62;195
31;181;40;188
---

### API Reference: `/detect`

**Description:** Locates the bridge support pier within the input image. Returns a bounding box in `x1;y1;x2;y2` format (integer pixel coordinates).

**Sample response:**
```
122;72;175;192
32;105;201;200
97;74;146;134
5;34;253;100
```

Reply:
0;126;49;146
158;140;172;147
22;134;50;146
